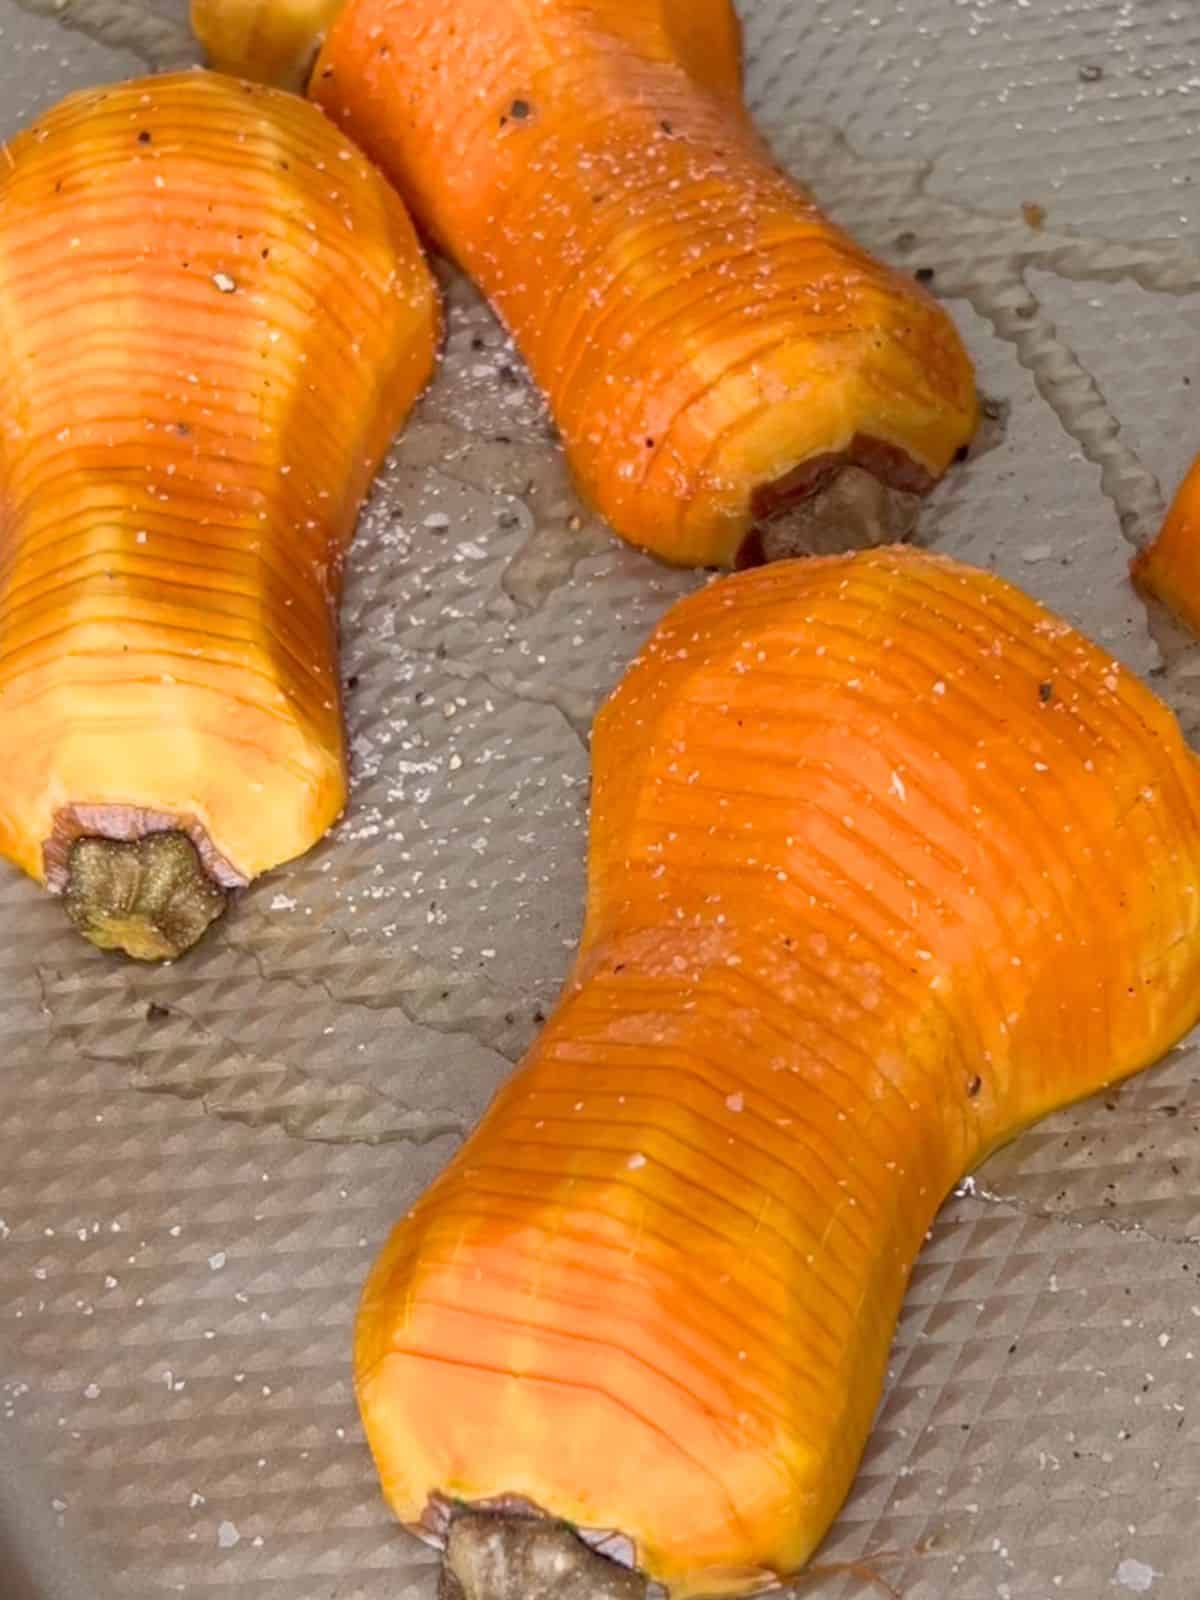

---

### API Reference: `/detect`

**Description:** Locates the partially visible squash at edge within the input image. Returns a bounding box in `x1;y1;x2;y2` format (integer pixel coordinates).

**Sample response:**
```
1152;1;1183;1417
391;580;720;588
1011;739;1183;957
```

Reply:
355;547;1200;1596
1132;454;1200;635
0;72;439;958
191;0;347;89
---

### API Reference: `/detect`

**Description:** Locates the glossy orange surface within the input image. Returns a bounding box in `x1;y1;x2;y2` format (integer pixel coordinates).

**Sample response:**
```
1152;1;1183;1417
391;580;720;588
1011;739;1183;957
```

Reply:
0;72;438;888
311;0;978;567
191;0;347;88
1132;455;1200;636
357;547;1200;1594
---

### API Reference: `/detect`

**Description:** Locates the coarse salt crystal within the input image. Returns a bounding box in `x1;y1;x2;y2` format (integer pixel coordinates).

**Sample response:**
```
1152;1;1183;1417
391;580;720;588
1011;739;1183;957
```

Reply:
1116;1559;1157;1593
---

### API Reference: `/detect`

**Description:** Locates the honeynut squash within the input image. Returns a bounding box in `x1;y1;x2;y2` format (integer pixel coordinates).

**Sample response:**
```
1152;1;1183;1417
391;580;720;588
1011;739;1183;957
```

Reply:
357;548;1200;1598
200;0;979;567
0;72;439;959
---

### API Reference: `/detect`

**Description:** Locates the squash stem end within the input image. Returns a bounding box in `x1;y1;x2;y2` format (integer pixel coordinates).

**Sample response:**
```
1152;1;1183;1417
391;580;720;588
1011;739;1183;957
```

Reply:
439;1511;649;1600
63;832;229;961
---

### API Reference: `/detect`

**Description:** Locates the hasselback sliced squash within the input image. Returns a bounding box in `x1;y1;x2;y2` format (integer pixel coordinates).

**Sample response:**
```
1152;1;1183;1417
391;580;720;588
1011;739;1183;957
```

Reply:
309;0;978;567
357;547;1200;1596
0;72;439;959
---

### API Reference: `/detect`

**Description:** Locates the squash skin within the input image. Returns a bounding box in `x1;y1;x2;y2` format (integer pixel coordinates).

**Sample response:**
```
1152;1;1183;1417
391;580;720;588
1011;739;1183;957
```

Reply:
310;0;978;568
191;0;348;89
1132;454;1200;634
357;547;1200;1595
0;73;438;914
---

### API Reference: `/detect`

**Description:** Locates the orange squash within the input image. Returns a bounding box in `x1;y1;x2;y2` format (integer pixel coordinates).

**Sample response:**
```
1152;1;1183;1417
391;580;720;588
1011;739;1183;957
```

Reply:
1132;454;1200;635
357;546;1200;1596
191;0;347;89
0;72;439;959
310;0;978;568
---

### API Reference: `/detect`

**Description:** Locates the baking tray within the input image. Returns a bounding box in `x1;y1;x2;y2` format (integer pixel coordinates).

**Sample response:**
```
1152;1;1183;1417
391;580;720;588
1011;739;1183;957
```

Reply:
2;1;1200;1596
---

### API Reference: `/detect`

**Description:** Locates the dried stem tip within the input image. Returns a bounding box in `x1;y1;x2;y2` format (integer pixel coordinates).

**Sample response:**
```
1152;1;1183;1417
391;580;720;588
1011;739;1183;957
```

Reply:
747;465;922;566
63;832;228;961
439;1513;649;1600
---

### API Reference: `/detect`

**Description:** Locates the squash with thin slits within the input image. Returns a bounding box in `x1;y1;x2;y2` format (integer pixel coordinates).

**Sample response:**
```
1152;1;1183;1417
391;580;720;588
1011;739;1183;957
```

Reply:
310;0;978;567
0;72;439;959
357;546;1200;1596
1132;454;1200;635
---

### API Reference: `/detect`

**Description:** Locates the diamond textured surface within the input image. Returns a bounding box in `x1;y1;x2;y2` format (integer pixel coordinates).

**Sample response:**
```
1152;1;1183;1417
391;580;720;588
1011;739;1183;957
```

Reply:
2;2;1200;1597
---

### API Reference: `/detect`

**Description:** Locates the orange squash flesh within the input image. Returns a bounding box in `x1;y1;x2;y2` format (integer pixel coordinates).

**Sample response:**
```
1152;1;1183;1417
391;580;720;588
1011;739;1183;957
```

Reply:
357;546;1200;1595
0;72;439;956
310;0;978;568
1132;454;1200;634
191;0;347;89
